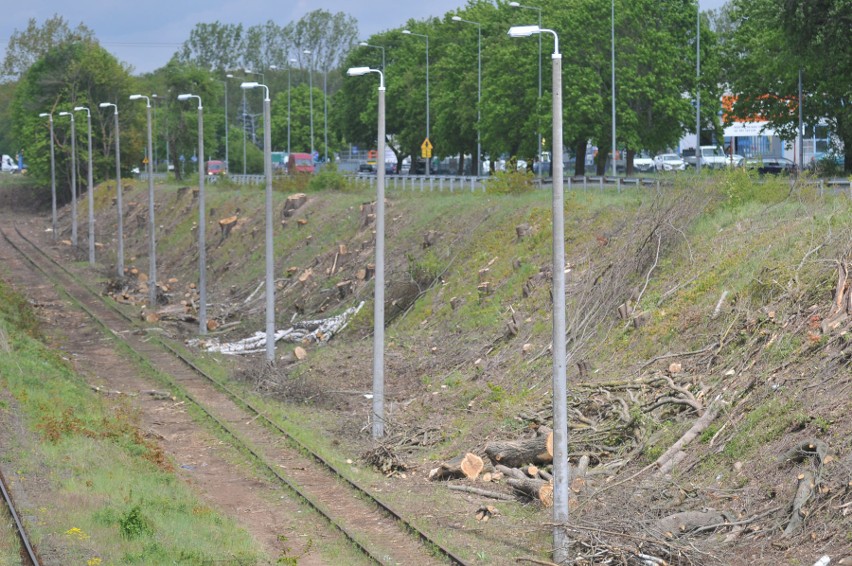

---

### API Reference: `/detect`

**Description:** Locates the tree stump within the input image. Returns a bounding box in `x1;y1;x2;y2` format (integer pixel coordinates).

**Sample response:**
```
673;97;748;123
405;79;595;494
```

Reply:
515;223;532;241
422;230;439;248
485;427;553;467
282;193;307;217
360;202;376;227
218;213;239;241
336;280;353;299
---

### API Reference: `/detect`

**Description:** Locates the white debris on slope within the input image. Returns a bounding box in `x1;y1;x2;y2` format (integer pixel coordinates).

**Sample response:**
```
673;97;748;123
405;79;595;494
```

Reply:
191;302;364;355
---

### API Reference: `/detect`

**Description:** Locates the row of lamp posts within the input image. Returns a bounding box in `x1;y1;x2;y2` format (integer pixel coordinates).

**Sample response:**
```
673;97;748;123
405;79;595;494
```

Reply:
39;22;570;564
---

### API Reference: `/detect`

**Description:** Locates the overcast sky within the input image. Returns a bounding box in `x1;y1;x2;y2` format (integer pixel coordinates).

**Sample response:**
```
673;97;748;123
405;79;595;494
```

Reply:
2;0;727;75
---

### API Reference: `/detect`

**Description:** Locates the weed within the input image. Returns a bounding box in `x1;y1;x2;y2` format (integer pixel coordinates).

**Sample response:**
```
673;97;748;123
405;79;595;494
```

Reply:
119;505;153;540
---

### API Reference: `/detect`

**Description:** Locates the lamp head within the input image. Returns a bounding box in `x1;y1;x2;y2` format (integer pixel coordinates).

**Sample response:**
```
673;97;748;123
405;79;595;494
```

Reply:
177;94;192;101
226;73;234;78
39;112;49;117
73;106;87;112
289;58;297;64
451;16;462;22
302;49;311;55
359;41;368;46
129;94;142;100
59;111;71;116
270;65;278;70
508;25;541;37
346;67;371;77
98;102;111;108
509;1;520;6
241;81;259;89
402;29;412;34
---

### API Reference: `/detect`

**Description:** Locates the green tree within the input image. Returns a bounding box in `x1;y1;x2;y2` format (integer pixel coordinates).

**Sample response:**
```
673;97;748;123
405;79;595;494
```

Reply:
724;0;851;172
11;39;134;199
272;83;327;157
176;22;245;73
2;14;94;79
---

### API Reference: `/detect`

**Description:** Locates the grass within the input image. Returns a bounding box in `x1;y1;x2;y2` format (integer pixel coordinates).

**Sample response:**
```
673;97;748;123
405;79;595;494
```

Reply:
0;280;267;564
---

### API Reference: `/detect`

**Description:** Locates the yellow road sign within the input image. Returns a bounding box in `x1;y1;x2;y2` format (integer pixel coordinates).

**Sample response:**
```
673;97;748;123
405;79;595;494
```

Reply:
142;157;149;164
421;138;433;159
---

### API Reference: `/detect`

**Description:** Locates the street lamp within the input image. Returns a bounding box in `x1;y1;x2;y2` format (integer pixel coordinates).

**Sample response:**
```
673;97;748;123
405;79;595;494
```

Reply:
695;6;701;171
346;65;386;439
74;106;95;265
244;69;265;173
38;112;57;240
509;2;543;178
57;111;78;247
452;16;481;176
509;24;568;564
303;50;315;160
323;66;329;164
358;41;386;70
287;58;296;158
178;93;209;336
612;0;617;177
402;30;431;176
99;102;124;278
224;74;234;171
241;81;275;363
129;94;158;307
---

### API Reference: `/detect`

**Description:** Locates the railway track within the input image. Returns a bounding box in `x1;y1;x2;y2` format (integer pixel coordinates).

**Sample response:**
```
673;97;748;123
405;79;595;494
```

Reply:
2;225;469;566
0;466;39;565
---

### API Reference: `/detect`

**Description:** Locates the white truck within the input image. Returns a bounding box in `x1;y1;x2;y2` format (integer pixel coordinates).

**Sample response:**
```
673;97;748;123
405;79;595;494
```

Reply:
684;146;743;169
1;154;19;173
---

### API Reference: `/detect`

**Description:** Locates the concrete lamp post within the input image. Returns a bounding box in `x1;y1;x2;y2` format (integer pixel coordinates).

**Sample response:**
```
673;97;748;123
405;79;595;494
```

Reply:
346;65;386;439
241;81;275;363
57;111;78;247
452;16;481;176
74;106;96;265
401;30;430;175
509;24;569;564
178;93;209;336
129;94;158;307
98;102;125;278
38;112;58;240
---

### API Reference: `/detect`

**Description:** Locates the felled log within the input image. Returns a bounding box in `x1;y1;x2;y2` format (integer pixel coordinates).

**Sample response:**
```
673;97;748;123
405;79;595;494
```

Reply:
780;439;828;467
446;485;514;501
494;464;528;481
784;471;816;536
653;510;728;539
429;453;484;481
485;426;553;468
654;401;719;476
507;477;553;507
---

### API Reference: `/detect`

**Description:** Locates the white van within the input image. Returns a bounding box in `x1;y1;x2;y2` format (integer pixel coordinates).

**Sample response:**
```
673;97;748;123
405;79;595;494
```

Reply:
1;154;19;173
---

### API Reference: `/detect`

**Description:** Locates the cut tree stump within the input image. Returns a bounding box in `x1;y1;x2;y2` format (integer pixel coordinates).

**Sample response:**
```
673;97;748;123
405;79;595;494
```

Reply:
485;427;553;468
218;213;239;241
516;223;532;241
428;453;484;481
282;193;307;217
507;477;553;507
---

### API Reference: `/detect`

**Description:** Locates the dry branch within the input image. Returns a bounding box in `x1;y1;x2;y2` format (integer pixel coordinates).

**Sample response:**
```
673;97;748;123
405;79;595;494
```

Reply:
446;485;515;501
653;399;720;476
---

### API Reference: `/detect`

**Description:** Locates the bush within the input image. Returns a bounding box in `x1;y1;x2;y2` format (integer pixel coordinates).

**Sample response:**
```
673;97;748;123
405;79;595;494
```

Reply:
485;169;536;195
308;163;351;192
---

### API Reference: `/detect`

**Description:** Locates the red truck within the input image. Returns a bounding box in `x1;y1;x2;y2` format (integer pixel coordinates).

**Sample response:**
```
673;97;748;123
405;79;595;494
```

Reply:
288;153;315;174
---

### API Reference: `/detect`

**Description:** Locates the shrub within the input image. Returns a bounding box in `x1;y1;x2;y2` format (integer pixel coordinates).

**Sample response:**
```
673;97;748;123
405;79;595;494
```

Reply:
486;170;536;195
308;163;351;192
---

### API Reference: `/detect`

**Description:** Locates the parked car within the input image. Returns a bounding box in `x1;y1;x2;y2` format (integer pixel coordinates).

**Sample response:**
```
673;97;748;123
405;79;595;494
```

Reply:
654;153;686;172
358;163;375;173
288;152;315;174
632;153;655;173
1;154;19;173
684;146;744;169
745;156;797;175
205;160;227;176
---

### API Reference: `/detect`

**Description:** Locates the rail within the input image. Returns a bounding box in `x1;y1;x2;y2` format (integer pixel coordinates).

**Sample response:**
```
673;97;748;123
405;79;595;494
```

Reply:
2;225;469;566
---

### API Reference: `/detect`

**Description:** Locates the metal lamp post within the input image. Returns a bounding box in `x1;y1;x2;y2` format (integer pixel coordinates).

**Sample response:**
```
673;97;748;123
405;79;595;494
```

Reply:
402;30;430;176
612;0;617;177
359;41;386;70
452;16;481;176
241;81;275;363
57;111;78;247
74;106;95;265
178;93;208;336
224;74;233;171
38;112;58;240
129;94;158;307
695;6;701;171
99;102;124;278
346;65;386;439
303;50;315;160
287;58;296;158
324;67;329;164
509;24;568;564
509;2;543;178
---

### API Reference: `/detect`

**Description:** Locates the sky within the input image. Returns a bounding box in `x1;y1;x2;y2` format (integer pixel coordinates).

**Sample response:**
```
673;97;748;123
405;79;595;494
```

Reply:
2;0;727;76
